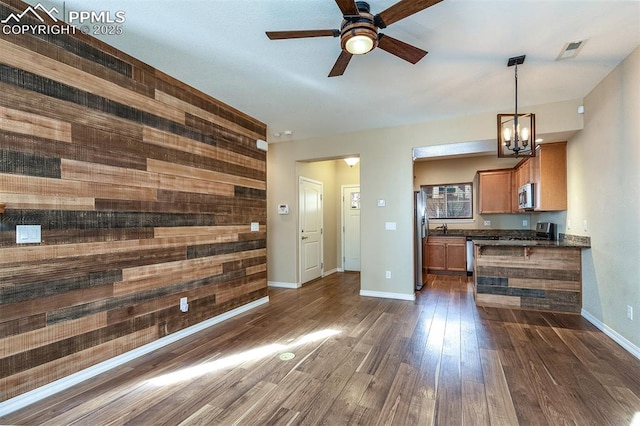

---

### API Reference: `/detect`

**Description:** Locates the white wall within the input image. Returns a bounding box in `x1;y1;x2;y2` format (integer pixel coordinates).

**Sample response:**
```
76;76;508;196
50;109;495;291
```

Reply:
568;46;640;348
267;99;583;298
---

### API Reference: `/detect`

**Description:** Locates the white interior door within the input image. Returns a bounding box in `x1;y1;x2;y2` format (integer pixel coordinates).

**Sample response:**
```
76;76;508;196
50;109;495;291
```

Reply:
342;185;361;271
299;177;323;284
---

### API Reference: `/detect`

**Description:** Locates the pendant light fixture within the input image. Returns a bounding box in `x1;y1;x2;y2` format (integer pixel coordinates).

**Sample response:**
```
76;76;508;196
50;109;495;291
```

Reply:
497;55;536;158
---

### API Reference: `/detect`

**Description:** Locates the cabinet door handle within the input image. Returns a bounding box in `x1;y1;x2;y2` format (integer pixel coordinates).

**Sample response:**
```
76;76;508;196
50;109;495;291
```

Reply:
301;236;308;240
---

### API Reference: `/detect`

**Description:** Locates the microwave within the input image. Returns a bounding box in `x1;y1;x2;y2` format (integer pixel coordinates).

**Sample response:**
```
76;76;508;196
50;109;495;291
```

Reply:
518;183;534;209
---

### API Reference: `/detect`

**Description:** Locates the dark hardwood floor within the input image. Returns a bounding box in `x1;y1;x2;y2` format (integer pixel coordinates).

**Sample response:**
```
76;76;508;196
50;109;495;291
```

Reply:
3;273;640;425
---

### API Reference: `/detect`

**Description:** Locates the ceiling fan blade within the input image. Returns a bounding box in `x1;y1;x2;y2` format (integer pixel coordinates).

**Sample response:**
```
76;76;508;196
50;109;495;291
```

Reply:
334;0;359;17
375;0;443;28
377;34;427;64
328;51;353;77
266;29;340;40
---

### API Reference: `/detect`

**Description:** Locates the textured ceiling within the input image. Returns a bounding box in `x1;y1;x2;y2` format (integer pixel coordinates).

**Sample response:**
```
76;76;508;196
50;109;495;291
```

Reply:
25;0;640;145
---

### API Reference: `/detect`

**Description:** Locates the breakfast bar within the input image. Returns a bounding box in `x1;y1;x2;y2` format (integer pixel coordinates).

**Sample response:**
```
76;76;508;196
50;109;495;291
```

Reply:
473;238;590;313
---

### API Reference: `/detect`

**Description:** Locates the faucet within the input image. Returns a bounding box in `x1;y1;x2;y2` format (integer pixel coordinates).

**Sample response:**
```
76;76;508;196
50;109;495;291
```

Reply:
435;224;448;234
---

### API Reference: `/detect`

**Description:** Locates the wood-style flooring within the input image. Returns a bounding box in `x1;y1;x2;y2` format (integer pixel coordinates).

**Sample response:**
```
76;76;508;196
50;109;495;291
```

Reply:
2;273;640;425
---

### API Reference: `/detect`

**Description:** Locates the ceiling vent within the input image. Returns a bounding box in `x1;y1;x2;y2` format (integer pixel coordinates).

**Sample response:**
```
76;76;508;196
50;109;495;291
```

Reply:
556;40;586;60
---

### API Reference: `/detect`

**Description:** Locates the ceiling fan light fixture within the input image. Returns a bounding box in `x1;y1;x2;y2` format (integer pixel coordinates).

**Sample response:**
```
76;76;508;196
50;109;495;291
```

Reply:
267;0;439;76
341;26;377;55
345;34;374;54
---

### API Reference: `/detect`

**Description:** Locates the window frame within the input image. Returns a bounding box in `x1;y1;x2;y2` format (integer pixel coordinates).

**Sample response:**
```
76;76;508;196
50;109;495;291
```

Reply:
422;182;474;220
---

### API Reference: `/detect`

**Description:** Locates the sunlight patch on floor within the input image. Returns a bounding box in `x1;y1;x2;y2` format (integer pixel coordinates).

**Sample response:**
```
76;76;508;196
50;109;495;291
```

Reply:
147;329;341;386
631;412;640;426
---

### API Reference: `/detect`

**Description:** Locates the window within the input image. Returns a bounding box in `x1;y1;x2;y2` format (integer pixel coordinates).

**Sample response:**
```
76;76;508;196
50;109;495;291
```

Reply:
423;183;473;220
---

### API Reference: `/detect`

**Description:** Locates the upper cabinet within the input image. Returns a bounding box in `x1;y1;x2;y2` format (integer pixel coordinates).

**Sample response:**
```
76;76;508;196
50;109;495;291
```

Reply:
532;141;567;211
512;159;533;212
478;168;513;214
478;141;567;214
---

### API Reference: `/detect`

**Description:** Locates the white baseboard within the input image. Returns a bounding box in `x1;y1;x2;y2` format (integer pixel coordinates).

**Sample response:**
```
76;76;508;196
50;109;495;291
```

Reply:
360;289;416;301
581;309;640;361
0;296;270;417
268;281;299;289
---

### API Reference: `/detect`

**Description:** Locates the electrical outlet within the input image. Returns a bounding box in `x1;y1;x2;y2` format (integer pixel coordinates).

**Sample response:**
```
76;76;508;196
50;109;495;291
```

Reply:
567;219;571;230
522;219;528;227
483;220;491;227
583;220;588;232
180;297;188;312
385;271;391;279
627;305;633;320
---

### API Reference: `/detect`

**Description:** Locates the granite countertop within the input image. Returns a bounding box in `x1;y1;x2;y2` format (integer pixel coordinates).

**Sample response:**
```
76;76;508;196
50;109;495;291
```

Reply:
472;239;590;249
428;228;591;248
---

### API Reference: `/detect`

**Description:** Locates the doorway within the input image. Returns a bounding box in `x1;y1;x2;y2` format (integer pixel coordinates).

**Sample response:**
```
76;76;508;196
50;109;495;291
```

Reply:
342;185;361;271
299;177;323;285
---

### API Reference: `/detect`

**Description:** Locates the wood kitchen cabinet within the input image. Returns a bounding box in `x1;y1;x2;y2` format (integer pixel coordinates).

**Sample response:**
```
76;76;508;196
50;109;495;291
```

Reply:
427;236;466;274
478;169;513;214
514;158;533;189
512;158;533;212
532;141;567;211
479;141;567;213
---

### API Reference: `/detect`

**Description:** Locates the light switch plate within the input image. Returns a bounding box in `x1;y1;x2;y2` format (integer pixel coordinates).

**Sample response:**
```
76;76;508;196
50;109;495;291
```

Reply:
250;222;260;232
16;225;41;244
377;199;386;207
385;222;396;230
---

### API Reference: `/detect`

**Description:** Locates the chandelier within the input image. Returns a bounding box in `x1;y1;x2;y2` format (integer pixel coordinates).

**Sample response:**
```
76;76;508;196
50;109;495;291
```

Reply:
497;55;536;157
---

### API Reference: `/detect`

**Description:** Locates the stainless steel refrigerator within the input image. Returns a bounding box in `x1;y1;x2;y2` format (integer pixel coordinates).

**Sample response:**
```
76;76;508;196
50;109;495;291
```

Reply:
414;189;428;290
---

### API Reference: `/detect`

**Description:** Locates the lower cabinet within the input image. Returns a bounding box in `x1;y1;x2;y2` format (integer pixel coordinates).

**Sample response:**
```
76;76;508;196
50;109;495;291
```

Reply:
426;236;466;274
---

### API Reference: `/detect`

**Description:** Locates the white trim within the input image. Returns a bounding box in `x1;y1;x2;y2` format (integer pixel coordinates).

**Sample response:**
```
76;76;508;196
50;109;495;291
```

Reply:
0;297;269;417
268;281;299;289
581;309;640;361
360;289;416;301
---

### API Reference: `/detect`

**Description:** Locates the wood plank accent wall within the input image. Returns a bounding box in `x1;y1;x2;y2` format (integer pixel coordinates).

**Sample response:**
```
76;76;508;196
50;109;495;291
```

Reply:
0;0;267;402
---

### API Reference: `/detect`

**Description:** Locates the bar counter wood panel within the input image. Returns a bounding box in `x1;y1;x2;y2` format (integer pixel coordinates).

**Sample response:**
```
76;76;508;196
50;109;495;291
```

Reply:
474;244;582;313
0;0;267;402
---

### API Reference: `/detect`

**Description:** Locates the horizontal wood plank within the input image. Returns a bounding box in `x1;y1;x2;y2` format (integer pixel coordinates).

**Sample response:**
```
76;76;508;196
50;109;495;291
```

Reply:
155;90;263;141
143;127;265;172
147;159;266;191
0;106;72;143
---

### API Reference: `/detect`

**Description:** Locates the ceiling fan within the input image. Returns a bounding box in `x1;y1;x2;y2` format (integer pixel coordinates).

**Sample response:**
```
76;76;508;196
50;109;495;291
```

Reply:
266;0;443;77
